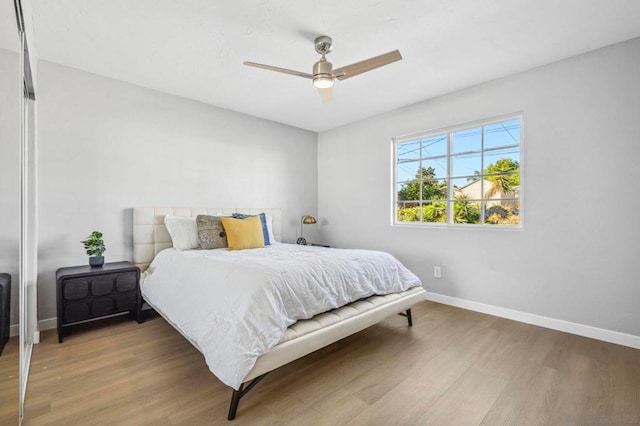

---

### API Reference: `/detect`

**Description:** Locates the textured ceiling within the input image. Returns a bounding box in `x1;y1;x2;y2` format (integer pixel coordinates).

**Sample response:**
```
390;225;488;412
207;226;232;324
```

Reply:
17;1;640;131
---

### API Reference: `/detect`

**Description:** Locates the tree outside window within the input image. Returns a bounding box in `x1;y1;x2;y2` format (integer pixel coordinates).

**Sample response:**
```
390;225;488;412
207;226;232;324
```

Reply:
394;117;521;227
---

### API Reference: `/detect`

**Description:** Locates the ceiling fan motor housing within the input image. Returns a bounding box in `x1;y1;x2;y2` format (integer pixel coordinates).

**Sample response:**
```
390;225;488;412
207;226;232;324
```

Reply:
313;59;333;77
312;58;334;88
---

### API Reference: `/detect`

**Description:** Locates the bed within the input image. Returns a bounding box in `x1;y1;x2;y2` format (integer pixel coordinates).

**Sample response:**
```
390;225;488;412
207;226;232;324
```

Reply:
133;207;427;420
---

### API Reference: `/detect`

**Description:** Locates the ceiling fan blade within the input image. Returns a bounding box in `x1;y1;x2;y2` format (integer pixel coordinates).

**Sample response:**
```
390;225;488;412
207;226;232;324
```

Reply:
243;61;313;79
333;50;402;81
317;86;333;103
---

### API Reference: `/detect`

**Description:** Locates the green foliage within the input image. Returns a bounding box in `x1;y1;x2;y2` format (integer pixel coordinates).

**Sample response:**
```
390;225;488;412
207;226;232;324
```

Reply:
398;167;446;201
423;202;447;222
486;210;520;225
81;231;106;257
397;157;519;225
485;158;520;198
397;202;447;223
398;207;419;222
486;158;520;177
397;206;420;222
453;195;480;224
398;181;420;201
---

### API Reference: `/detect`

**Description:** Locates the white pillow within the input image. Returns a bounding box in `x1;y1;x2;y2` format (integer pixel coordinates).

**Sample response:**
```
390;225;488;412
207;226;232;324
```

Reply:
164;215;199;250
266;215;277;243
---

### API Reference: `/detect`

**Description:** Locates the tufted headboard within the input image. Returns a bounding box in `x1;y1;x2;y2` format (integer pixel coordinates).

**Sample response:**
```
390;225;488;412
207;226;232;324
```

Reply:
133;207;282;271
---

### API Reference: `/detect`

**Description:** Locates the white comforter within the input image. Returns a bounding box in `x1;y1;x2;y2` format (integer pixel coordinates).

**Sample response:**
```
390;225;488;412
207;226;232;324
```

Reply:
141;243;422;389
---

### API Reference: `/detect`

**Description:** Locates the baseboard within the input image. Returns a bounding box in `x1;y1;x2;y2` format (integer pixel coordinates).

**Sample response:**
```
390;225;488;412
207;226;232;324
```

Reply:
9;325;42;342
426;292;640;350
39;317;57;331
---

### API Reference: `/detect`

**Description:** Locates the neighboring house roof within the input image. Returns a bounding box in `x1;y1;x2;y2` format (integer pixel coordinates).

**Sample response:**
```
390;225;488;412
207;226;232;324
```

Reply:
455;179;495;199
456;178;489;191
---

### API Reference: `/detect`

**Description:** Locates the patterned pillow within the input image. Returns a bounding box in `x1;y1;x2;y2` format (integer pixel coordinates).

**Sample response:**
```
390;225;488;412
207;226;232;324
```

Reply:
196;215;227;249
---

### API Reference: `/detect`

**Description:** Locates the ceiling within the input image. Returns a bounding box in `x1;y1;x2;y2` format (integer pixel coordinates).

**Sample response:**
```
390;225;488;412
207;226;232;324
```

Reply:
4;0;640;132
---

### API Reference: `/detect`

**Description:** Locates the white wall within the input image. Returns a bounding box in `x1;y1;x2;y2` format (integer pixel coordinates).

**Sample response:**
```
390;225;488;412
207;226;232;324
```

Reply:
36;61;318;321
318;37;640;337
0;48;20;328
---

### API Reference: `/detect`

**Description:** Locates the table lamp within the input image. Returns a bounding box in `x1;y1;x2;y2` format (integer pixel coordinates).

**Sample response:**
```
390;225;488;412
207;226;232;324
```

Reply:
297;215;317;245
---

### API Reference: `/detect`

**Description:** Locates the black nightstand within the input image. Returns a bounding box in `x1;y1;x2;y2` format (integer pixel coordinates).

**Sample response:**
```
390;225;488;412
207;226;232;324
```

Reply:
56;261;141;343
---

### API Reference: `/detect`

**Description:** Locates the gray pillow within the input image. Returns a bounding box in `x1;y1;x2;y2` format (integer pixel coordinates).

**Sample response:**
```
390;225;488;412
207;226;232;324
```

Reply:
196;215;228;249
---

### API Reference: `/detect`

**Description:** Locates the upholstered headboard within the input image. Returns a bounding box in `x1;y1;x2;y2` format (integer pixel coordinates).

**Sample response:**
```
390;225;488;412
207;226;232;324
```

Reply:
133;207;282;271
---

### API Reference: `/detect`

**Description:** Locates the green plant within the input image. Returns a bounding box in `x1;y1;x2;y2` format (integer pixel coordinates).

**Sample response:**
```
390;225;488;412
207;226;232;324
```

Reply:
453;195;480;224
397;167;448;203
485;158;520;198
397;202;447;223
81;231;106;257
423;202;447;222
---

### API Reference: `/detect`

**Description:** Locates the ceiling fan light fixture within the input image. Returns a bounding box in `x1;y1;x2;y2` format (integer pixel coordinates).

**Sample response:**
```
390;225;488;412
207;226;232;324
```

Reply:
313;74;334;88
312;58;334;88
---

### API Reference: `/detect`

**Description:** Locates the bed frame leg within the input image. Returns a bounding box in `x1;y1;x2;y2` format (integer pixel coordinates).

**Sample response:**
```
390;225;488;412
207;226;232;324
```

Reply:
398;309;413;327
227;373;268;420
228;386;243;420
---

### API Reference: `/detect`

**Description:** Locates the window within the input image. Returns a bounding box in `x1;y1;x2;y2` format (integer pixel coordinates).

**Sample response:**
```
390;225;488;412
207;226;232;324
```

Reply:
394;116;521;227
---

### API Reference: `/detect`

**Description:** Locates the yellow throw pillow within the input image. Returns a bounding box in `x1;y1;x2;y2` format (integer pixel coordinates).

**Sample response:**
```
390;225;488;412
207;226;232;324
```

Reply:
221;216;265;250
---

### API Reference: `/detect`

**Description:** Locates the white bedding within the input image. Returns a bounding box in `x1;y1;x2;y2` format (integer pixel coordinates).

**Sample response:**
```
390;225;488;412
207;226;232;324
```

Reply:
141;243;422;389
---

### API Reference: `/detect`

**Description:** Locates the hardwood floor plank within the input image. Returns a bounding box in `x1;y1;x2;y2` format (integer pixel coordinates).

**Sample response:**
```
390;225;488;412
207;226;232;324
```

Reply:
481;362;562;425
345;376;442;425
416;367;509;425
611;359;640;424
470;329;539;382
0;337;19;426
340;353;417;405
547;353;615;425
18;302;640;425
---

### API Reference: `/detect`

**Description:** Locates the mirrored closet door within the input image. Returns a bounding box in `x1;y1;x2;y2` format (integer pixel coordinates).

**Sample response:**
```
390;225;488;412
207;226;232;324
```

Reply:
0;0;23;423
17;0;38;422
1;0;37;423
19;27;38;423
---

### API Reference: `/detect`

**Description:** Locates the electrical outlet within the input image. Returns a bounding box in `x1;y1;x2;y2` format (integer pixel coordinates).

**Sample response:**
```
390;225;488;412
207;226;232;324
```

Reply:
433;266;442;278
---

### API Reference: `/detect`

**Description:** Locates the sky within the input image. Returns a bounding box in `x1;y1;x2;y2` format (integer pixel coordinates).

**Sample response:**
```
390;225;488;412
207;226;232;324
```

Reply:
396;118;521;189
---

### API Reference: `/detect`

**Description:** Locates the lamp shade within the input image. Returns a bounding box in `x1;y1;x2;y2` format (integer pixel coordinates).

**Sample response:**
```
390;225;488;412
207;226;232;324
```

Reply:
302;215;317;225
297;215;318;245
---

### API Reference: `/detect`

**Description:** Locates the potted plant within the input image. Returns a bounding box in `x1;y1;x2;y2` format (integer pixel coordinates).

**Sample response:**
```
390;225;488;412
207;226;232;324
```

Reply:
81;231;106;267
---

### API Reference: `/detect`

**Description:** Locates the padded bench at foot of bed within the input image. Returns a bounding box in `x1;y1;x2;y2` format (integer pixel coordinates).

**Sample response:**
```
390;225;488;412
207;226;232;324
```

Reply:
244;286;427;382
228;286;427;420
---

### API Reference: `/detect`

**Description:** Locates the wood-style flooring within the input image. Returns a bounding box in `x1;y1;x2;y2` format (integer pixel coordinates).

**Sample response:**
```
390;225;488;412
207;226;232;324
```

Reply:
0;337;19;425
23;301;640;425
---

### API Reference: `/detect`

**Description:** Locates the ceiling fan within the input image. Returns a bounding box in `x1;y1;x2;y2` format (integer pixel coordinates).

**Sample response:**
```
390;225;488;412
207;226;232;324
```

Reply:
243;35;402;96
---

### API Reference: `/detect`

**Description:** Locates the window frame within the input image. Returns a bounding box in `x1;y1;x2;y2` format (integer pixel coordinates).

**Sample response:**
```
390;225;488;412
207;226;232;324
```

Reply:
392;113;524;229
